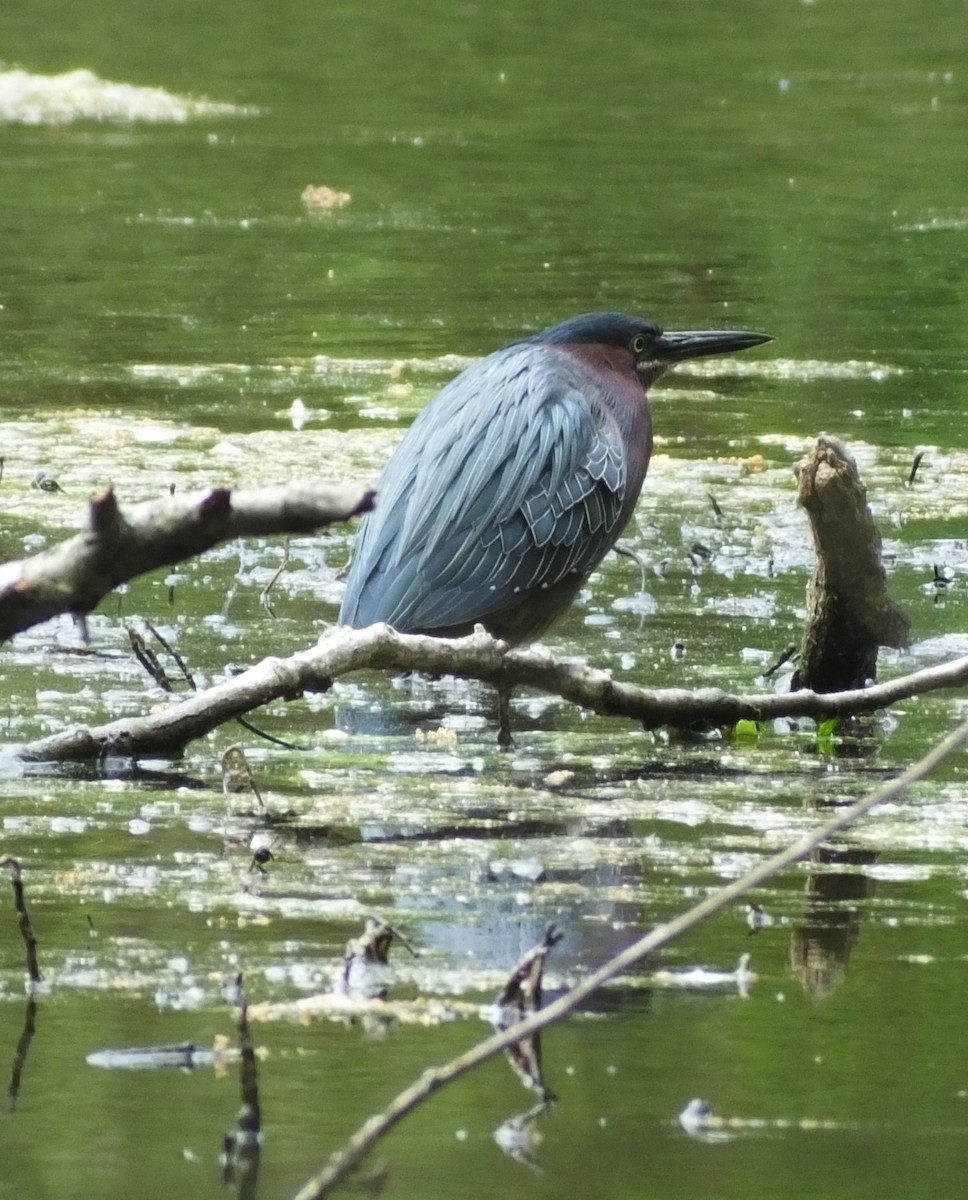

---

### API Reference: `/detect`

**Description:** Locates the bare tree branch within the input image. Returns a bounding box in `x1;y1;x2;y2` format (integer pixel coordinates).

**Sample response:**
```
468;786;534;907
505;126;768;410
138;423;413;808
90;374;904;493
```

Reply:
291;716;968;1200
16;623;968;763
0;481;374;643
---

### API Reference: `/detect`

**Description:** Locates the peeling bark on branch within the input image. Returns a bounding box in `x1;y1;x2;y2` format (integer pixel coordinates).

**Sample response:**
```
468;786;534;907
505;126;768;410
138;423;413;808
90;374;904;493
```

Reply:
16;624;968;764
792;436;910;692
0;481;374;643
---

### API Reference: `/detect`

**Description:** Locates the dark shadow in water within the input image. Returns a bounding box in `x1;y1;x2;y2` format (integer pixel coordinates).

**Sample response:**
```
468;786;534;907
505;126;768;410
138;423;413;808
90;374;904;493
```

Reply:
20;758;210;787
288;817;572;846
415;853;649;975
334;677;495;739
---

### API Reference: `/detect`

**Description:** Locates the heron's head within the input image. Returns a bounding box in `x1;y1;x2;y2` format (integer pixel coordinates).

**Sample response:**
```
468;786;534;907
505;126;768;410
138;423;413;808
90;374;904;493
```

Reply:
532;311;773;387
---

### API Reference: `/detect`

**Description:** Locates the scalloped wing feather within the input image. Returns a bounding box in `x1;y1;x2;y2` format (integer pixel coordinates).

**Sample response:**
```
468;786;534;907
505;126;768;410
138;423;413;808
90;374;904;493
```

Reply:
339;343;638;634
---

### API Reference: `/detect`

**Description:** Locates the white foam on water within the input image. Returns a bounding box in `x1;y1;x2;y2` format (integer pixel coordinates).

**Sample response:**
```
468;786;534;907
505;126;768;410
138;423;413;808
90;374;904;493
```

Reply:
0;67;261;124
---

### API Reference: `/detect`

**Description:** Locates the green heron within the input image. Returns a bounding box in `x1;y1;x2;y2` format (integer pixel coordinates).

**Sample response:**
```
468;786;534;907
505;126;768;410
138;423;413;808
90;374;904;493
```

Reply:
339;312;772;644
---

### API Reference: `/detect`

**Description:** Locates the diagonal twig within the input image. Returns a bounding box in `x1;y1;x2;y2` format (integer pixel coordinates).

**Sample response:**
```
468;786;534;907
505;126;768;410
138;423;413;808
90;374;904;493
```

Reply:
291;716;968;1200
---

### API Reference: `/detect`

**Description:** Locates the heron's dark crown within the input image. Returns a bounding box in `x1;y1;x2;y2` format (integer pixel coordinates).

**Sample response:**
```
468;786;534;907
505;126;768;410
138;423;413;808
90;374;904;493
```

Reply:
527;312;662;349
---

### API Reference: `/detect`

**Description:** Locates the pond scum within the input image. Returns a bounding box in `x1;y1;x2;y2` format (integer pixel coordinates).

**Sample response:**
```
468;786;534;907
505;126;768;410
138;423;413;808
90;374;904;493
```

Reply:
6;709;968;1196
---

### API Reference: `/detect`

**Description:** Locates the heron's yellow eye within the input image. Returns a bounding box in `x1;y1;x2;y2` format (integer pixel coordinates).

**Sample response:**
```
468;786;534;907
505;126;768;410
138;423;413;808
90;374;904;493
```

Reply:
631;334;647;354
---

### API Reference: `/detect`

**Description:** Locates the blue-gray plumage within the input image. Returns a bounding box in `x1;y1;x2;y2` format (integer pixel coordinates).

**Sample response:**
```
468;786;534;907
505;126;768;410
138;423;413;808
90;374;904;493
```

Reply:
339;312;772;643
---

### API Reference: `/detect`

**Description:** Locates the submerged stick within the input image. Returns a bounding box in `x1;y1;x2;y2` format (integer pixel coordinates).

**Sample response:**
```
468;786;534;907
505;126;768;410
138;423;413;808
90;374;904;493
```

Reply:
222;975;262;1194
0;859;42;1112
5;998;38;1113
291;717;968;1200
237;976;262;1142
0;858;41;984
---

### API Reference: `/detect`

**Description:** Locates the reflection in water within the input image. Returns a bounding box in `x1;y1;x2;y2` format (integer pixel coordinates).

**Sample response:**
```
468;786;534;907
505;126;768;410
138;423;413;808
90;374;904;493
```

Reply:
221;978;262;1200
414;857;643;979
493;1099;556;1171
489;929;560;1171
334;674;497;740
487;927;561;1103
678;1097;735;1143
789;845;877;1000
341;916;416;1002
5;997;37;1113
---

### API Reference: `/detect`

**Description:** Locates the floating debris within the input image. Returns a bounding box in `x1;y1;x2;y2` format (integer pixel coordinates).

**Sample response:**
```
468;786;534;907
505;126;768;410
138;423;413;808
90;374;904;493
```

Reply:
288;398;308;431
541;768;575;789
86;1041;240;1071
31;471;63;493
678;1096;863;1140
301;184;351;212
681;356;903;382
415;725;458;747
745;902;776;934
679;1097;735;1142
488;857;546;884
651;953;756;997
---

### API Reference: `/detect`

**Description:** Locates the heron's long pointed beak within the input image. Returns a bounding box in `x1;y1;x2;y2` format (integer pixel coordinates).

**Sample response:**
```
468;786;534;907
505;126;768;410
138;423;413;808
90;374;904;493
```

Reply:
655;328;774;362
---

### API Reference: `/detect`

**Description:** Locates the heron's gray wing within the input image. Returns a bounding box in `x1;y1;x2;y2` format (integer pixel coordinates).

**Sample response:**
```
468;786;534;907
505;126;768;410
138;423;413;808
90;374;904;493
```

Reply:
339;344;630;632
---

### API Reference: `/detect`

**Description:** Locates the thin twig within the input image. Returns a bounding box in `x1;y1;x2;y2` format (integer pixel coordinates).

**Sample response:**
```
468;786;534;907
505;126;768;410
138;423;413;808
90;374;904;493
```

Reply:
291;716;968;1200
0;857;41;984
908;451;925;486
234;715;302;752
125;623;174;692
142;617;196;690
260;540;291;616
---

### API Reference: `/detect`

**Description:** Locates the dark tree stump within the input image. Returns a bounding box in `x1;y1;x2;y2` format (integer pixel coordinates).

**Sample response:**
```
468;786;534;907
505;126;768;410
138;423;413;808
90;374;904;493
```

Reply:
791;435;910;693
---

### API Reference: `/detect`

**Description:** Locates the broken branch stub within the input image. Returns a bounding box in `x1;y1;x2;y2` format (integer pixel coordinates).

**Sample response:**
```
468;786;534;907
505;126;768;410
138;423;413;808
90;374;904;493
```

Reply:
792;435;910;693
